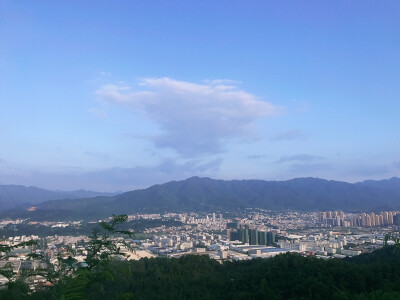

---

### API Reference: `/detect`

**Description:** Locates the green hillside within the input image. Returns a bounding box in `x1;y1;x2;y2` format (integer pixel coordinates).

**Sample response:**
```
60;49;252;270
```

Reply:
5;246;400;300
27;177;400;220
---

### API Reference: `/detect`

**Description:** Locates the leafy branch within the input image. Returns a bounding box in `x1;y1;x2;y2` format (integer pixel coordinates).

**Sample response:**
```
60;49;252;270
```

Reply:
384;232;400;252
84;214;133;270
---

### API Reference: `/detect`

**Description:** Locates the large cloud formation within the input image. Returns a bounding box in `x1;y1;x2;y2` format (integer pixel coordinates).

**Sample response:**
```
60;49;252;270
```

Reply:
96;78;276;156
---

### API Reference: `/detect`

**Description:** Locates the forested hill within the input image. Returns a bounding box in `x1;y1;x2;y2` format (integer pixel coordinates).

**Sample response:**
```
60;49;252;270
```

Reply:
357;177;400;194
11;245;400;299
26;176;400;220
0;184;117;209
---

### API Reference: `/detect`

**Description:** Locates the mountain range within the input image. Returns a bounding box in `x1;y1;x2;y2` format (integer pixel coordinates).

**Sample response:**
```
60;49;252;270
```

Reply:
3;176;400;220
0;185;117;210
356;177;400;194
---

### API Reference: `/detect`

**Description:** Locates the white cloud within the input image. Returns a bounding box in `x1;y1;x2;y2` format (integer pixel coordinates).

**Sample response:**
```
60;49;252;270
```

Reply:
203;79;242;86
95;77;277;156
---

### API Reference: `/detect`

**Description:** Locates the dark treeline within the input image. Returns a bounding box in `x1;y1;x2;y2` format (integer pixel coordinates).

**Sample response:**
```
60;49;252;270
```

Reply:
2;246;399;299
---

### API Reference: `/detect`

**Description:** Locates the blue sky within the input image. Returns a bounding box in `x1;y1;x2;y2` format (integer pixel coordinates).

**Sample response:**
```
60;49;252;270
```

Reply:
1;1;400;191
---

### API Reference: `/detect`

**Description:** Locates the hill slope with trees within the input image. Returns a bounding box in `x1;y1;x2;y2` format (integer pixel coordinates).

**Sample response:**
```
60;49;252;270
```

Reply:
29;177;400;220
2;246;399;299
0;184;117;209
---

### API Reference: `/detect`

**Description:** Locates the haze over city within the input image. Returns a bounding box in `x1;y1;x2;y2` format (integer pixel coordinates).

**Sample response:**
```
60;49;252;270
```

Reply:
1;1;400;191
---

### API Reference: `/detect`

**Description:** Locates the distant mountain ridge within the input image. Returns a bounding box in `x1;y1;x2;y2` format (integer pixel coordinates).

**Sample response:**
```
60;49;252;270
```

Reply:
0;184;118;209
357;177;400;194
21;176;400;220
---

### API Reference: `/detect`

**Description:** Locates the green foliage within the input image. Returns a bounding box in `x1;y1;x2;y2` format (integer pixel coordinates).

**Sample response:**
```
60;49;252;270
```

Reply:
3;216;400;299
0;279;30;300
85;214;132;270
61;272;91;300
0;239;39;282
25;246;400;299
354;290;400;300
0;219;181;237
0;240;38;260
384;232;400;251
0;214;132;298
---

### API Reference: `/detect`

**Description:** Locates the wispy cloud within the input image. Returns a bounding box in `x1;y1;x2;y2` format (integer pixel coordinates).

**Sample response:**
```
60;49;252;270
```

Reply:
271;130;304;142
278;154;323;163
95;77;277;156
203;79;242;86
86;71;113;85
157;157;223;174
0;158;223;192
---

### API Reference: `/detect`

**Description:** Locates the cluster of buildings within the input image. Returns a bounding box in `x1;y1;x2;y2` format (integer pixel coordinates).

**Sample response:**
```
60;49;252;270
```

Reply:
227;221;277;246
353;211;400;227
3;235;39;244
0;235;46;290
319;211;345;226
245;210;317;230
145;233;290;261
319;210;400;227
1;209;400;291
276;232;364;258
